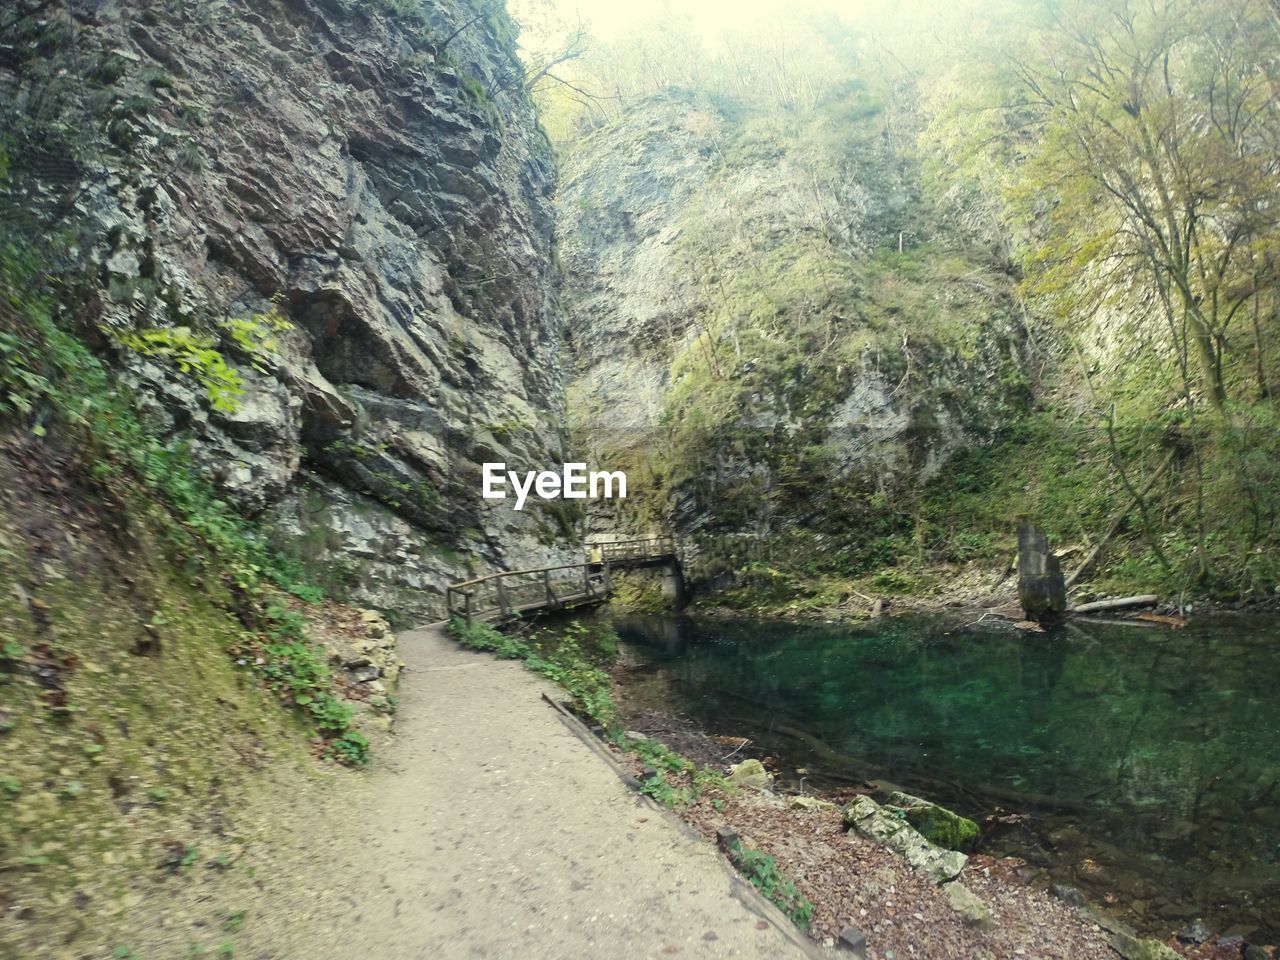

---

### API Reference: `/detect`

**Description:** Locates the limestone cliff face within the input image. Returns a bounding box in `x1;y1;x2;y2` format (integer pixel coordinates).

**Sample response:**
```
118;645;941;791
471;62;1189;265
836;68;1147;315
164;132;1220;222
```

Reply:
559;94;1029;574
3;0;574;619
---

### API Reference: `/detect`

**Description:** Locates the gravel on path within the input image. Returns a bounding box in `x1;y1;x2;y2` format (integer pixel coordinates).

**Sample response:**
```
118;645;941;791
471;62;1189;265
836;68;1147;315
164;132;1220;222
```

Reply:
133;623;814;960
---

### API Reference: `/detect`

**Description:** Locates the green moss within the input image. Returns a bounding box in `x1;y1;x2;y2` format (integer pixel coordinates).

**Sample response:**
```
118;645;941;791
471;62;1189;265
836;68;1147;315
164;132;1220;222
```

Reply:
91;53;130;86
902;804;979;852
0;492;310;953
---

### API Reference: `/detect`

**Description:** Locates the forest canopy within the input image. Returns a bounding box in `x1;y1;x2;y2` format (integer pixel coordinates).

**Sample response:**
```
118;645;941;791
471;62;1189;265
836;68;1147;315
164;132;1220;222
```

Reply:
529;0;1280;600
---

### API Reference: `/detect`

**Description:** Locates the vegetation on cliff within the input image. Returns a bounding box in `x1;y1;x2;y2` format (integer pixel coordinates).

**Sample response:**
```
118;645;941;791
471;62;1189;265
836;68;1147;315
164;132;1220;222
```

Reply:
0;0;542;950
550;0;1280;608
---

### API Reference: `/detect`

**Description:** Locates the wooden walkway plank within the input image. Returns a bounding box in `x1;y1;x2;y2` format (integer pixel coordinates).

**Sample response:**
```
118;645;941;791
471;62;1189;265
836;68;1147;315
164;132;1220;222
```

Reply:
446;536;678;627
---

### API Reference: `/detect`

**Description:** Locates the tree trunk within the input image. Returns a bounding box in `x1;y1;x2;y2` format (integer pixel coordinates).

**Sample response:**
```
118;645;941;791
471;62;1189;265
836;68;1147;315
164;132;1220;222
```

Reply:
1186;304;1226;410
1017;518;1067;623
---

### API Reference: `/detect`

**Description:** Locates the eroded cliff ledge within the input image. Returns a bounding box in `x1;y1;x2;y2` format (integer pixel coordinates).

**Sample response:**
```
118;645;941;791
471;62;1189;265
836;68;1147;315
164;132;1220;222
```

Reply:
3;0;577;619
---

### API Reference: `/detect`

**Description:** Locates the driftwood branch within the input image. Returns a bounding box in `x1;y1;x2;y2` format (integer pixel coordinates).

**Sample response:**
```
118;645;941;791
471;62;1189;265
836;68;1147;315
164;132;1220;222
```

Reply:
1070;594;1159;614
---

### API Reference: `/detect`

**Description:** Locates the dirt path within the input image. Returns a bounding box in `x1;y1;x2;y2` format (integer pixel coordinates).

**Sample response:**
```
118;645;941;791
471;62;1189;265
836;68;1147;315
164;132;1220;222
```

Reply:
178;623;815;960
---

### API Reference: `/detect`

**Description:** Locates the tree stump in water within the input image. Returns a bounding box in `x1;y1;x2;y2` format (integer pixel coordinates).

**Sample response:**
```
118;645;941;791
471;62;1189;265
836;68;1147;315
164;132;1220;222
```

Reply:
1017;517;1067;623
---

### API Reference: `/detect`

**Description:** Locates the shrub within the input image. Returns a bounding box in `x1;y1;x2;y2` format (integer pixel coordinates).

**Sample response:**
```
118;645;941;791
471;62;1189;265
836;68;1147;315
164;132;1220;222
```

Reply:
727;840;814;931
448;617;619;726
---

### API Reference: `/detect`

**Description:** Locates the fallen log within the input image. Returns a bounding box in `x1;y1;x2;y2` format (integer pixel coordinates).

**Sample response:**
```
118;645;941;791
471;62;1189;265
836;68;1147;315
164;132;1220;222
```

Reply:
1069;594;1158;614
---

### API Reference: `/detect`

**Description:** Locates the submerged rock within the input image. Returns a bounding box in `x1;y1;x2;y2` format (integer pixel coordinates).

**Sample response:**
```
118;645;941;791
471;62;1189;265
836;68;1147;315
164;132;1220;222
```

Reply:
843;795;968;883
1175;919;1211;944
1110;931;1181;960
1049;883;1089;908
886;791;979;852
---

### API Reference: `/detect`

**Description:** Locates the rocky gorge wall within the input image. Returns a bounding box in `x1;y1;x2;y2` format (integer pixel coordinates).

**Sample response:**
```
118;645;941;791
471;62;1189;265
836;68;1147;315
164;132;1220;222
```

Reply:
558;92;1032;590
2;0;581;621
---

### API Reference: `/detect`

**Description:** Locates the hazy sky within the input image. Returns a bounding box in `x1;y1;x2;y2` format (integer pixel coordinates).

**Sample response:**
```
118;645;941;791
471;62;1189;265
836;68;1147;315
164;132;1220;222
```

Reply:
553;0;816;41
511;0;964;51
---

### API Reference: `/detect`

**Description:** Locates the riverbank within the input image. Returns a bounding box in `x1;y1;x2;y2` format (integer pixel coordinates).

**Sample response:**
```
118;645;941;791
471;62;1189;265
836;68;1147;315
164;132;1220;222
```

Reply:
610;708;1275;960
606;611;1280;958
623;539;1280;628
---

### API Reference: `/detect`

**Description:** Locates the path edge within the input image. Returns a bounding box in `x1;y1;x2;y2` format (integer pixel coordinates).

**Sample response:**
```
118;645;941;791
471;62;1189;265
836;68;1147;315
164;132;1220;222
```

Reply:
540;691;830;959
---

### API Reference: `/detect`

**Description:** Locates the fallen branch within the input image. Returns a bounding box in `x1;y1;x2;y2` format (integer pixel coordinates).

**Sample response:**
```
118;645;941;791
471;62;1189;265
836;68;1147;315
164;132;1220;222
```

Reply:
1069;594;1158;614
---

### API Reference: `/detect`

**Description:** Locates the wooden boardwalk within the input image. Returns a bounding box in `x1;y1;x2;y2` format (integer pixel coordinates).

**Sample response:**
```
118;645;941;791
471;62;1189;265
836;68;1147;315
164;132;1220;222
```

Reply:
446;536;677;627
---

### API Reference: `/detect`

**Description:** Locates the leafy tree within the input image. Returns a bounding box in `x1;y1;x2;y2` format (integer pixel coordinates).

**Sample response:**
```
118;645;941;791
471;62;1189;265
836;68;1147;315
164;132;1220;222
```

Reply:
1009;0;1280;410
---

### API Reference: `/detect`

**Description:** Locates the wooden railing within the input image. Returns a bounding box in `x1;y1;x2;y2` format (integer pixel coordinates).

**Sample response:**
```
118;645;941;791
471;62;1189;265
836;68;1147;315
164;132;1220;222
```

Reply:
446;562;613;626
447;536;678;627
588;536;677;564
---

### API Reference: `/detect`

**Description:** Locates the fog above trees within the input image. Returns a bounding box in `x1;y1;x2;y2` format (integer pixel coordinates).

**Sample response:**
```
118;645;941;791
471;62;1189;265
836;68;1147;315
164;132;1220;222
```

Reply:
534;0;1280;595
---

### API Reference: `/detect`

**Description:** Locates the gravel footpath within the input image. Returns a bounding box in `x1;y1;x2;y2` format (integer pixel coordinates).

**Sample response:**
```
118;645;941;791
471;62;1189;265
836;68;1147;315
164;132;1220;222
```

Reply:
125;623;814;959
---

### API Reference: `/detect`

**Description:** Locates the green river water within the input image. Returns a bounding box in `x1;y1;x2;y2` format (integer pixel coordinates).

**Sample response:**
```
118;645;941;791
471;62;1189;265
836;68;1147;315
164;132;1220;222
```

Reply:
611;613;1280;940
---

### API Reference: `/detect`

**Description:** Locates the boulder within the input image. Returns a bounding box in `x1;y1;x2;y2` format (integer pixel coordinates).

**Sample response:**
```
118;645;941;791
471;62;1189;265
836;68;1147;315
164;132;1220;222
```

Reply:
886;791;979;851
843;795;968;883
1110;932;1182;960
728;759;773;791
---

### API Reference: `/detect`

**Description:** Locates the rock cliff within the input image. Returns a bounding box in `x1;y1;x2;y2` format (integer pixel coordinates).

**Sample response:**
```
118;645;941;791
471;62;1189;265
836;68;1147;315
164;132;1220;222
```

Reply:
558;93;1030;585
2;0;574;621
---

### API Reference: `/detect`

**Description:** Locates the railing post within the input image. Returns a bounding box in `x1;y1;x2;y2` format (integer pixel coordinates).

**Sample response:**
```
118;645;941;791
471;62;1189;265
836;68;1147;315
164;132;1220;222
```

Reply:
496;578;510;619
464;590;472;628
603;563;613;595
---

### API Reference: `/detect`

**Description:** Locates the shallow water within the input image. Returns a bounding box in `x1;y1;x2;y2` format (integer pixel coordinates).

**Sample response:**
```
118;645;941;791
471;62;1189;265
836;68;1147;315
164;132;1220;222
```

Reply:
612;612;1280;939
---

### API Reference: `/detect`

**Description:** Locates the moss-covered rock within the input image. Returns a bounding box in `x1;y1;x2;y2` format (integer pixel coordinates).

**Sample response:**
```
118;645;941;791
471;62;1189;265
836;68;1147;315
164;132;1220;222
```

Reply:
843;794;969;883
887;791;979;852
1110;932;1183;960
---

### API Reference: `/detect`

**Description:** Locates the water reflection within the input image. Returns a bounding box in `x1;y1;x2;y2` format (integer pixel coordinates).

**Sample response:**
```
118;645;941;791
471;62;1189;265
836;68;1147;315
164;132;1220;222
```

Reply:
613;613;1280;938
